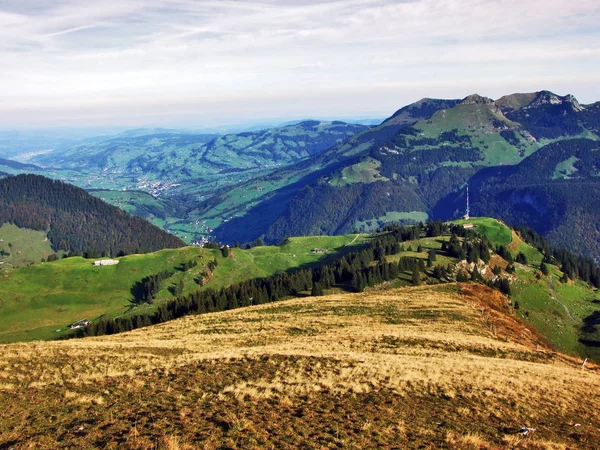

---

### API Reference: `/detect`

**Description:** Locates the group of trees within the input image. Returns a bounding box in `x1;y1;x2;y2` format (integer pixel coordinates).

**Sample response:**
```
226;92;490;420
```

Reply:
130;269;173;304
443;233;492;264
515;225;600;288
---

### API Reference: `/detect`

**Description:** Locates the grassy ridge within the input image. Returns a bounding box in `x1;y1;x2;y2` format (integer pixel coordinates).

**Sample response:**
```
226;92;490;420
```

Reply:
451;217;512;246
2;217;599;364
1;284;598;448
0;234;368;343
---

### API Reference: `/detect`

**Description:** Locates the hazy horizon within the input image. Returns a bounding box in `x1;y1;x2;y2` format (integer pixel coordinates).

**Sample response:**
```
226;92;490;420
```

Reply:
1;0;599;128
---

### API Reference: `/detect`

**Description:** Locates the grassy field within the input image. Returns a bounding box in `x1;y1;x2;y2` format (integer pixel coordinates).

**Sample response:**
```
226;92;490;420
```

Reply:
330;157;389;187
1;283;598;448
0;234;368;344
511;264;600;360
353;211;429;232
452;217;513;246
0;223;58;269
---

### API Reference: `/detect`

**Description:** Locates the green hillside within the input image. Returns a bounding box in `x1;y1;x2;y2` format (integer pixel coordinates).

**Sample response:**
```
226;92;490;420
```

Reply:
0;223;58;269
0;234;368;343
451;217;512;246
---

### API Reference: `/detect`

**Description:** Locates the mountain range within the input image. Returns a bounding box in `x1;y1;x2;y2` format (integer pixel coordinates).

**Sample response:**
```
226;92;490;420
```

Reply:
207;91;600;259
2;90;599;260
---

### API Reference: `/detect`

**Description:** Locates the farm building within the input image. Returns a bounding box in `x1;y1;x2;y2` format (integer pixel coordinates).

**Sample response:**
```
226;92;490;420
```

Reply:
94;259;119;266
311;248;328;254
69;319;91;329
463;224;476;229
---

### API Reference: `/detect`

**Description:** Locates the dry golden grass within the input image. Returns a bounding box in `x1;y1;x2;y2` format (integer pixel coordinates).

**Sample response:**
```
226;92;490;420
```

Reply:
0;283;599;449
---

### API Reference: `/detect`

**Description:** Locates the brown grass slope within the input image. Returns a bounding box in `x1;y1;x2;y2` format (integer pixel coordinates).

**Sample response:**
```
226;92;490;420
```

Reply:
1;283;599;449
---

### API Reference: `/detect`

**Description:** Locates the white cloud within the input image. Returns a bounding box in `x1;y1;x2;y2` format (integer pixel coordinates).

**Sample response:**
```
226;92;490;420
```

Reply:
0;0;599;127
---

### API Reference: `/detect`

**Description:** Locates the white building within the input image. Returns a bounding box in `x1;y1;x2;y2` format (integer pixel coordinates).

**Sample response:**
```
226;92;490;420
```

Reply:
94;259;120;266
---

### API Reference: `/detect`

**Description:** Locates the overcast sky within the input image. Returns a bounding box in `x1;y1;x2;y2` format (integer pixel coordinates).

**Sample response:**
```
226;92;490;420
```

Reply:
1;0;599;128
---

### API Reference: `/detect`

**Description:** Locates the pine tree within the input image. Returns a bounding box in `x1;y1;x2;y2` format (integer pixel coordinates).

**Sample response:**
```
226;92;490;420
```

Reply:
456;270;469;282
471;266;482;282
411;267;420;286
311;282;324;296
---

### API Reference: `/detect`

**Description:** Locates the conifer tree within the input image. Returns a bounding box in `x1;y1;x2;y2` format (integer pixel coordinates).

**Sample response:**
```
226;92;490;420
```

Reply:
311;282;324;296
412;267;421;286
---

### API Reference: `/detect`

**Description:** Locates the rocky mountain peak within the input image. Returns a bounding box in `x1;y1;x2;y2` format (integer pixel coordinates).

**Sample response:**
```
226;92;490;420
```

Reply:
460;94;495;106
526;91;583;111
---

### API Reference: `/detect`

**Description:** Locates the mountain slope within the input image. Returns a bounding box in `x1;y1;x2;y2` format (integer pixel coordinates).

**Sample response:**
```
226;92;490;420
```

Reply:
0;158;41;171
0;174;185;256
1;283;599;448
208;91;600;257
452;138;600;259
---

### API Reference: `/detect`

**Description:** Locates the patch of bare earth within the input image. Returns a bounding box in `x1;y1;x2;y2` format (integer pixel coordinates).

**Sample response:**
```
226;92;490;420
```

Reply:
1;284;599;449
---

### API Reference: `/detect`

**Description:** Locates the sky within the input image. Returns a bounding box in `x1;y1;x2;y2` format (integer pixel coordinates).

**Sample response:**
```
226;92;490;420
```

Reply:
1;0;599;129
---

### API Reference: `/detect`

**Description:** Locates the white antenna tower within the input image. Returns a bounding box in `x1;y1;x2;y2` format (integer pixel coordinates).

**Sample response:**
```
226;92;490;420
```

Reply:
464;184;470;220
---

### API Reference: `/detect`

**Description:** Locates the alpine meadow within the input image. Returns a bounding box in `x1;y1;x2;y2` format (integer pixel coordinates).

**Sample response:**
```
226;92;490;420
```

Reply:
2;1;600;448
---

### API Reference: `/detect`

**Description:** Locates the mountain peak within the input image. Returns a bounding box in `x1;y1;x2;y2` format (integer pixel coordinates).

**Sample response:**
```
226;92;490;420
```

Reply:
384;98;460;126
527;91;584;111
495;92;537;111
460;94;495;106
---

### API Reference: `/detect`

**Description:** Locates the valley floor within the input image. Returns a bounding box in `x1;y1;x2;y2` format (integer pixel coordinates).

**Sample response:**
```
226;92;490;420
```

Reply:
1;284;599;449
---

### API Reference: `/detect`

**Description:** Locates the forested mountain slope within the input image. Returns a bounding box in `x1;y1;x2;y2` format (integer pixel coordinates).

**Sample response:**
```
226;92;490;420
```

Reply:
0;174;185;256
449;139;600;260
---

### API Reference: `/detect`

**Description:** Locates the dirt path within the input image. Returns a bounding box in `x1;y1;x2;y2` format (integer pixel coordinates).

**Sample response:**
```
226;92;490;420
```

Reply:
350;233;361;244
547;276;576;322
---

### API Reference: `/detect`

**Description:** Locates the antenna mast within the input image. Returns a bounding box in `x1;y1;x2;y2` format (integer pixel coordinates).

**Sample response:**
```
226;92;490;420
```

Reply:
464;184;470;220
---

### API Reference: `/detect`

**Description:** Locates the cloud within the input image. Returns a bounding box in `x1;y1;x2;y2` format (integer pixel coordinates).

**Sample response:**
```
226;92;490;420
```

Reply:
0;0;599;127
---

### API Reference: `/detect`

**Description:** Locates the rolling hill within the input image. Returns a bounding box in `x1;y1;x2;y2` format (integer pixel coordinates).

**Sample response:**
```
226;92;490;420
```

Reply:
1;283;598;448
29;121;367;195
0;174;185;258
0;233;369;343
